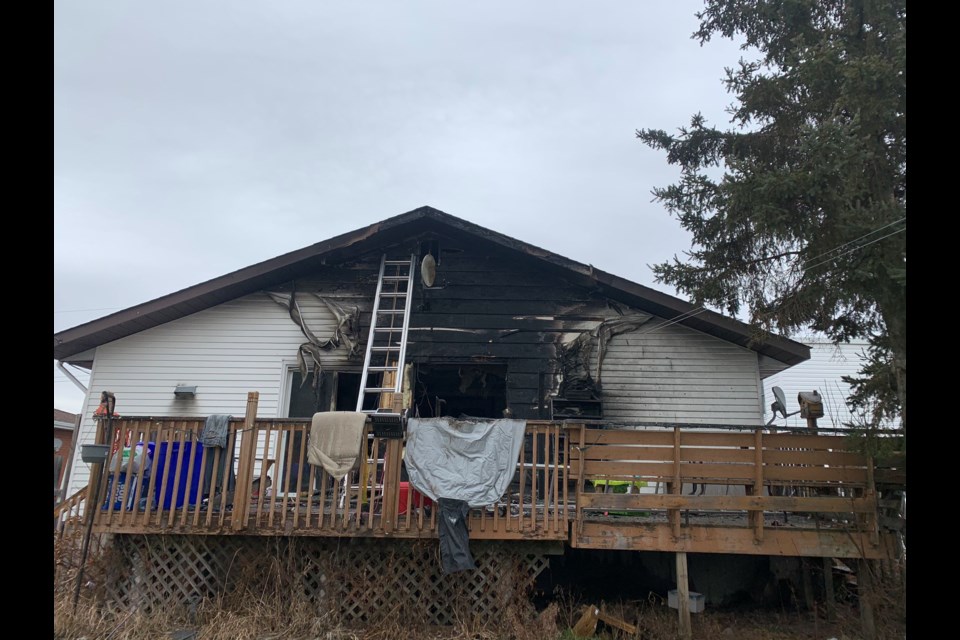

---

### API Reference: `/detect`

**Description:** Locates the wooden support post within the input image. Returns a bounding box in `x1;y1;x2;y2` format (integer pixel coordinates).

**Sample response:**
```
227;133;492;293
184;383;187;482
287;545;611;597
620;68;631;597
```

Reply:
232;392;259;531
574;424;586;540
865;456;880;547
823;556;836;621
561;426;569;530
531;426;539;533
858;558;877;640
553;424;560;533
85;419;107;523
676;551;692;640
382;438;403;534
801;558;815;612
518;434;527;534
752;428;764;542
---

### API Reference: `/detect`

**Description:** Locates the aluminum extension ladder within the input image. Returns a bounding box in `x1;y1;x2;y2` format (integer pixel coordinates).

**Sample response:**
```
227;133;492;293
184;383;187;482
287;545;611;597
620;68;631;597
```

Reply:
355;254;416;414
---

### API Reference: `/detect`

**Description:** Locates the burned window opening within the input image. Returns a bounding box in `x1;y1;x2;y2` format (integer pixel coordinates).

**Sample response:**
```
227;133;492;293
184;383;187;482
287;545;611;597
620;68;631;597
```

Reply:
282;370;362;492
419;239;441;265
288;370;362;417
412;363;507;419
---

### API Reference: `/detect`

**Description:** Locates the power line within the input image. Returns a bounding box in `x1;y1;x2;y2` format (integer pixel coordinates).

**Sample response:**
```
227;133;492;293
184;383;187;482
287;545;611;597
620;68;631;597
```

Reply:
643;306;708;335
643;219;905;336
802;217;905;265
803;226;905;274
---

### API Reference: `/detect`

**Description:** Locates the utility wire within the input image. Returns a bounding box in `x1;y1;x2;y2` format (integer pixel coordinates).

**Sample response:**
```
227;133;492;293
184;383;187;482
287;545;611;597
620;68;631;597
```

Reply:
801;217;905;265
647;218;906;335
803;226;906;274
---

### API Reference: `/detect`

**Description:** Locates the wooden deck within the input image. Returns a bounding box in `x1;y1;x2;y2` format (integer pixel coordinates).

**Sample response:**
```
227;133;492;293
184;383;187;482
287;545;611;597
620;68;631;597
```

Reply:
56;392;905;560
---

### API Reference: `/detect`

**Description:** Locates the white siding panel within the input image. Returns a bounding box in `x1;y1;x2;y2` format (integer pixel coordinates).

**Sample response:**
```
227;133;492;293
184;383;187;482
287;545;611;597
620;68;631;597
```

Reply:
762;340;900;429
599;321;763;425
67;293;358;496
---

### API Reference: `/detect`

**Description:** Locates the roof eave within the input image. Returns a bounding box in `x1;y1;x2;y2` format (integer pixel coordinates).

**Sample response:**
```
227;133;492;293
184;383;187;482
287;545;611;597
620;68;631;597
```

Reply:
53;206;810;366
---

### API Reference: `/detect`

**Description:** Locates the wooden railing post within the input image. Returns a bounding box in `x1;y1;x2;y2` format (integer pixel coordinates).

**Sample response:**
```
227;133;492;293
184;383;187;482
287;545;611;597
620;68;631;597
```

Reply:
752;428;764;542
85;418;107;526
670;427;682;538
531;425;539;533
232;392;260;531
573;423;586;541
382;438;403;534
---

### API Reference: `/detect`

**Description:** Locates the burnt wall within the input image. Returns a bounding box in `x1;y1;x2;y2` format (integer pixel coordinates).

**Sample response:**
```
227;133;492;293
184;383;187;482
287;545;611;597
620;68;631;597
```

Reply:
275;227;623;420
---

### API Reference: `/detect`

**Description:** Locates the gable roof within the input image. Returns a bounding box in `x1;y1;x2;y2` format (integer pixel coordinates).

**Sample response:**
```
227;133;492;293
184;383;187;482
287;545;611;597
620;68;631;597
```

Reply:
53;205;809;367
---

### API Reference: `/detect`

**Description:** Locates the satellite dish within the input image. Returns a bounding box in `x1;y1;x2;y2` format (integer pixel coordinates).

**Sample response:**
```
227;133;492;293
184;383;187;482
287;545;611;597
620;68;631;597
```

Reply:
772;386;787;418
421;253;437;288
766;385;802;426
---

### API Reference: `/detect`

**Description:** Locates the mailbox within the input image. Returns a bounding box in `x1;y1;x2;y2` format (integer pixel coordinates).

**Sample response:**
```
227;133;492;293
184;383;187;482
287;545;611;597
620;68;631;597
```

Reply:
798;391;824;419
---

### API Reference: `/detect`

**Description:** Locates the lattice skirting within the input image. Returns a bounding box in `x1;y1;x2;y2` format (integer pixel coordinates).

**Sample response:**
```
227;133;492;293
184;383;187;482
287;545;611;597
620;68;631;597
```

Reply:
103;535;550;627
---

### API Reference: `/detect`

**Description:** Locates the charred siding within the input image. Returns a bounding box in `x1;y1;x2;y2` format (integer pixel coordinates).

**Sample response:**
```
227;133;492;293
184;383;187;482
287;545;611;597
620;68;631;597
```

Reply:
279;232;764;424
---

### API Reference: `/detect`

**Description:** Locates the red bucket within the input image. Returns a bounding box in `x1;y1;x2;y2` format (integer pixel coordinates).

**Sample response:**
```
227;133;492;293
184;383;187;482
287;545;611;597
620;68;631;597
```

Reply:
397;482;433;514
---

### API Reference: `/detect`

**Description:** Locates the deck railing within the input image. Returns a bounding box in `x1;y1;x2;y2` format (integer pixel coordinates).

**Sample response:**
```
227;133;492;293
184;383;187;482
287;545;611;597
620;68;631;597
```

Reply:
54;486;88;538
85;393;570;539
569;426;903;541
84;392;903;551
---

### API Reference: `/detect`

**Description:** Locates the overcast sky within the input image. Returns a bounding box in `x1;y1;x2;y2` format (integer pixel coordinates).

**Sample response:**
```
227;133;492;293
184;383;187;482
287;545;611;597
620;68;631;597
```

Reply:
54;1;749;414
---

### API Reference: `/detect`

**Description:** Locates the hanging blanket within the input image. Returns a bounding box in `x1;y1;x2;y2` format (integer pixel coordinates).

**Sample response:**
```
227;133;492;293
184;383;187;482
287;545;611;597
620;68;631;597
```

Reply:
404;417;526;507
307;411;367;479
200;414;232;449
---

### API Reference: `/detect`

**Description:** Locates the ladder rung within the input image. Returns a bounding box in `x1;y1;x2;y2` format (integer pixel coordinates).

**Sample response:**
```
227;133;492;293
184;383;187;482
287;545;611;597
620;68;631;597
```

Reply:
357;254;414;412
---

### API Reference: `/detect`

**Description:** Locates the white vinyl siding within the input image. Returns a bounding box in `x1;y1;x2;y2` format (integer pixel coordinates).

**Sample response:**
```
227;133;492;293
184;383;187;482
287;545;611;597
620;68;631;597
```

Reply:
598;321;764;425
762;340;899;430
67;292;359;496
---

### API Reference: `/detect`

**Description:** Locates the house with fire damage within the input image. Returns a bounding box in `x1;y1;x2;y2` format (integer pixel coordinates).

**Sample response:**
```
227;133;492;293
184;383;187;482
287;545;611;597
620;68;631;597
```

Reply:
54;206;904;628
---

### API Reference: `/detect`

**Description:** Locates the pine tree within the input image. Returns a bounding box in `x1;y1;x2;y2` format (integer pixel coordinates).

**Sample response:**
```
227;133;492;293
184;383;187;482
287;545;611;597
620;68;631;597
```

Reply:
637;0;905;432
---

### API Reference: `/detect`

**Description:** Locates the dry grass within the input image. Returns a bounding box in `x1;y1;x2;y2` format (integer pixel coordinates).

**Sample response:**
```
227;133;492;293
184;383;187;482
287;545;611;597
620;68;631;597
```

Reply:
54;594;907;640
54;530;906;640
55;580;906;640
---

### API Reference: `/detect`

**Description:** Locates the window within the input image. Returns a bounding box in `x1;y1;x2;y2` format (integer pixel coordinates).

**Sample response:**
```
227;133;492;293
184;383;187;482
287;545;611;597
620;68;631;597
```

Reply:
412;363;507;419
278;369;362;493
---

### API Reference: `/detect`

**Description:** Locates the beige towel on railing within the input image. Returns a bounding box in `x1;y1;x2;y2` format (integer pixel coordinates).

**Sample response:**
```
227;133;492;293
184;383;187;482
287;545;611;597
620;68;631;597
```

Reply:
307;411;368;479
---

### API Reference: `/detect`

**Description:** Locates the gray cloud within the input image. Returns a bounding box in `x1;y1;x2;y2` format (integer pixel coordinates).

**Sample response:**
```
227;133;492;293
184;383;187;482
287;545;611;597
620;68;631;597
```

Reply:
54;1;747;411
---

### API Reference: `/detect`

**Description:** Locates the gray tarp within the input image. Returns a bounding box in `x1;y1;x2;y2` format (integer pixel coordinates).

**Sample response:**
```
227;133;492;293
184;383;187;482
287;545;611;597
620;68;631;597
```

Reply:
404;417;526;507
